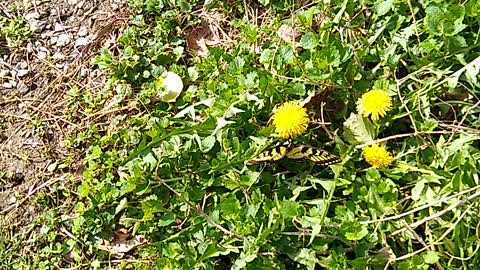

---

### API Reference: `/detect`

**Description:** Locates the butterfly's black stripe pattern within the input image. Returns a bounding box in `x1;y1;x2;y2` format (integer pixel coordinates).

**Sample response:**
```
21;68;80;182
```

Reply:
247;144;341;166
246;145;290;164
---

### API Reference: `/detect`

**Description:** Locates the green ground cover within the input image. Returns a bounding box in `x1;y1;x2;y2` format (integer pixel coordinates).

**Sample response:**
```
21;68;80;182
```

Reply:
3;0;480;269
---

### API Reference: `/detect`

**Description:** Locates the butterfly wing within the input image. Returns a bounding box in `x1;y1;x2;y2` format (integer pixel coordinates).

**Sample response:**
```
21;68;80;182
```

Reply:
286;145;341;166
248;144;340;166
247;145;290;165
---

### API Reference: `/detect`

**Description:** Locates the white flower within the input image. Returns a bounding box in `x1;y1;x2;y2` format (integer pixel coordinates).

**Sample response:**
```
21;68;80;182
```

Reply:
157;71;183;102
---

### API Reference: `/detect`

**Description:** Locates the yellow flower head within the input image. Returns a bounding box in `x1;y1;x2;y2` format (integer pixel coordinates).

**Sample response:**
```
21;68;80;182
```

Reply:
362;144;394;168
271;101;309;139
356;90;393;121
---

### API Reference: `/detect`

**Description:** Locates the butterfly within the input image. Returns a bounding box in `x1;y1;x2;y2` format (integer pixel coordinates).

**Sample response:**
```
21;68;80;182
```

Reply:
247;143;341;166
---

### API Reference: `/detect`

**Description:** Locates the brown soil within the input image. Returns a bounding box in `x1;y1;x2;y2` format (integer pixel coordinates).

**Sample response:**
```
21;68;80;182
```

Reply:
0;0;127;237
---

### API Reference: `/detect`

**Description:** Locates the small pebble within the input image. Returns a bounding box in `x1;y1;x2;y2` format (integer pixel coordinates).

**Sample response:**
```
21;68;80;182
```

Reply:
77;25;88;36
74;37;89;47
0;69;9;78
52;52;64;60
49;36;58;45
56;34;71;47
17;80;29;93
54;23;64;32
17;70;29;77
77;0;85;9
25;13;45;32
25;13;40;20
26;43;34;53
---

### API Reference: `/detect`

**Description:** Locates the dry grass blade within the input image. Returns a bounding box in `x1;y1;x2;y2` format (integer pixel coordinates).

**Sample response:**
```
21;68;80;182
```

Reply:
392;204;474;262
390;191;480;237
361;184;480;225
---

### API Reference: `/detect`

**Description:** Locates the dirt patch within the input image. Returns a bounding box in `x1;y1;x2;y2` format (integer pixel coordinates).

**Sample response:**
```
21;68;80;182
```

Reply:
185;9;235;57
0;0;127;235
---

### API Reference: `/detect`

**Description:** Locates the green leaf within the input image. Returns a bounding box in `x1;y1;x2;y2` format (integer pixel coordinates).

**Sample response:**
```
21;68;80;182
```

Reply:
77;181;90;198
294;248;319;270
232;237;259;270
257;0;269;6
119;178;137;196
142;152;157;171
300;216;323;244
466;0;480;17
300;33;318;50
447;135;477;154
240;72;259;88
333;0;348;24
259;49;274;67
452;169;463;191
199;243;222;262
176;0;192;12
306;176;335;192
447;56;480;88
425;4;466;36
276;45;294;66
292;186;312;201
200;136;216;153
229;56;245;73
187;66;199;81
158;213;176;227
375;0;393;16
142;196;165;221
115;197;128;215
343;113;376;144
423;251;440;264
297;6;320;27
392;25;415;51
219;195;241;219
420;118;438;132
342;221;369;241
411;180;426;201
92;260;101;269
279;200;302;218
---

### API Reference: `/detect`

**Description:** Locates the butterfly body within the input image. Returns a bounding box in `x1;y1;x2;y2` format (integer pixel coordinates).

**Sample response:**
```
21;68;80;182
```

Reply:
248;143;341;166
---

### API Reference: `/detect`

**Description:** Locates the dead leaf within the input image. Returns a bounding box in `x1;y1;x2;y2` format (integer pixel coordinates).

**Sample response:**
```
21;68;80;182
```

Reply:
277;24;300;42
185;24;214;57
185;9;233;57
97;228;149;258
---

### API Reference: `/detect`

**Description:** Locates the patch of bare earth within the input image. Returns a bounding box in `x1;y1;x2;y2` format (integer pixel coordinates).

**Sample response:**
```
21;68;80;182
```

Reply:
0;0;128;245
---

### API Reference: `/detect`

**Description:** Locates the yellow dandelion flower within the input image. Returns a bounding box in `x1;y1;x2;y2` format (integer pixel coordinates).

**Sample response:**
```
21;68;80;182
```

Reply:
356;90;393;121
271;101;309;139
362;144;394;168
